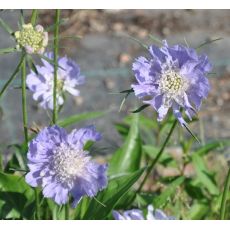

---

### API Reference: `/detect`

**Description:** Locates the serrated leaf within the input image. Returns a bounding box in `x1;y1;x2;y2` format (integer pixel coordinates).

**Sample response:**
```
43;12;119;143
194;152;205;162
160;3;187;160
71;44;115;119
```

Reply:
109;113;142;175
57;111;105;128
0;172;34;219
83;168;144;220
153;176;185;208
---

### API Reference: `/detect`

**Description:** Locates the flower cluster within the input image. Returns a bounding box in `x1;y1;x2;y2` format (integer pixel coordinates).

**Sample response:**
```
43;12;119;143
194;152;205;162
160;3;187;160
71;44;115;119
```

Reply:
15;23;48;54
132;40;212;126
26;52;85;110
25;125;108;206
113;205;175;220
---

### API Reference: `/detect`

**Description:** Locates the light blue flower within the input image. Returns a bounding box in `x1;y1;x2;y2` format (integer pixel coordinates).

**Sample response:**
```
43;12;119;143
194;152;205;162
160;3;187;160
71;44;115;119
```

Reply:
132;40;212;126
26;52;85;110
25;125;108;206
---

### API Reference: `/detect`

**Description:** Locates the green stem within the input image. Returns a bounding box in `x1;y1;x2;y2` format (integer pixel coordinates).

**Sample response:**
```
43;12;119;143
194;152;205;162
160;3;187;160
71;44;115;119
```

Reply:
31;10;38;26
65;201;69;220
21;55;28;144
52;9;60;124
0;54;25;98
220;167;230;220
137;119;177;193
35;188;40;219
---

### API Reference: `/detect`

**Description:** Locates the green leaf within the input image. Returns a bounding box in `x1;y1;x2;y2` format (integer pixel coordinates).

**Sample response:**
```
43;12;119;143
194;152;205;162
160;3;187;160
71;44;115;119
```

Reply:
148;34;163;45
153;176;185;208
193;140;230;157
109;113;142;175
191;154;219;195
30;10;38;26
143;145;172;163
120;88;134;94
0;172;34;219
83;168;144;220
0;17;13;35
135;193;156;207
119;89;133;112
185;180;206;200
183;123;200;143
0;54;25;98
131;104;150;113
19;10;25;27
126;35;148;49
187;201;209;220
57;111;105;128
0;47;16;55
46;199;66;220
26;55;38;75
196;37;223;50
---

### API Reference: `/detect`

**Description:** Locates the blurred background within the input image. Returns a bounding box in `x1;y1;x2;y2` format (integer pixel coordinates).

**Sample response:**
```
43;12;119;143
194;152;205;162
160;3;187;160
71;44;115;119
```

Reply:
0;9;230;152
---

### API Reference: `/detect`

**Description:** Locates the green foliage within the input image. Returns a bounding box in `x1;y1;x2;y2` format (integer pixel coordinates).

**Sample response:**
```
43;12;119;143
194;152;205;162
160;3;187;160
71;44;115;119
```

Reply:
153;176;185;208
191;154;219;195
0;172;34;219
109;114;142;175
57;111;105;128
83;168;144;219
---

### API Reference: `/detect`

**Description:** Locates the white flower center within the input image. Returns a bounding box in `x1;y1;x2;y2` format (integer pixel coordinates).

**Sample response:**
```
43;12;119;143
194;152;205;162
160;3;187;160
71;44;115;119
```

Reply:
51;143;90;185
159;70;188;105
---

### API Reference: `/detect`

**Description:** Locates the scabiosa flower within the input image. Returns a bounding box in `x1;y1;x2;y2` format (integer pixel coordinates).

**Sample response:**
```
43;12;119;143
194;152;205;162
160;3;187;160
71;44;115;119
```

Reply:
25;125;108;206
14;23;48;54
26;52;85;110
132;40;212;126
113;205;175;220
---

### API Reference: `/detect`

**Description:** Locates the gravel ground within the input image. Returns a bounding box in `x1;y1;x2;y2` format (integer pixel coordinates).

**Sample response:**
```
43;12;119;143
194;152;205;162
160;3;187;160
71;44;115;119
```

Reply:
0;10;230;151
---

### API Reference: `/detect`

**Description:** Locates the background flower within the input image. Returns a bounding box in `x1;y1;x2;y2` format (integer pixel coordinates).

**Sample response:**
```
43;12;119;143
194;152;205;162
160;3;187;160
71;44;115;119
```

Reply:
132;40;212;126
113;205;175;220
26;52;85;110
15;23;48;54
25;125;108;206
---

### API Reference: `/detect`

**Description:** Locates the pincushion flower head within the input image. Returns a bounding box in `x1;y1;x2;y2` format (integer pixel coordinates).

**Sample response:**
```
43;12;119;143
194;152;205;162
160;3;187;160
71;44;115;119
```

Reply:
113;205;175;220
132;40;212;126
26;52;85;110
25;125;108;206
14;23;48;54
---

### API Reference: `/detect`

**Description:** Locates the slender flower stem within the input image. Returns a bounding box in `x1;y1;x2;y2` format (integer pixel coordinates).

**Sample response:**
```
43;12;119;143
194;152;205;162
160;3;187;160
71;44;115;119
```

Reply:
35;188;40;219
137;119;177;193
65;201;69;220
21;55;28;144
52;9;60;124
0;54;25;99
30;10;38;26
220;166;230;220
